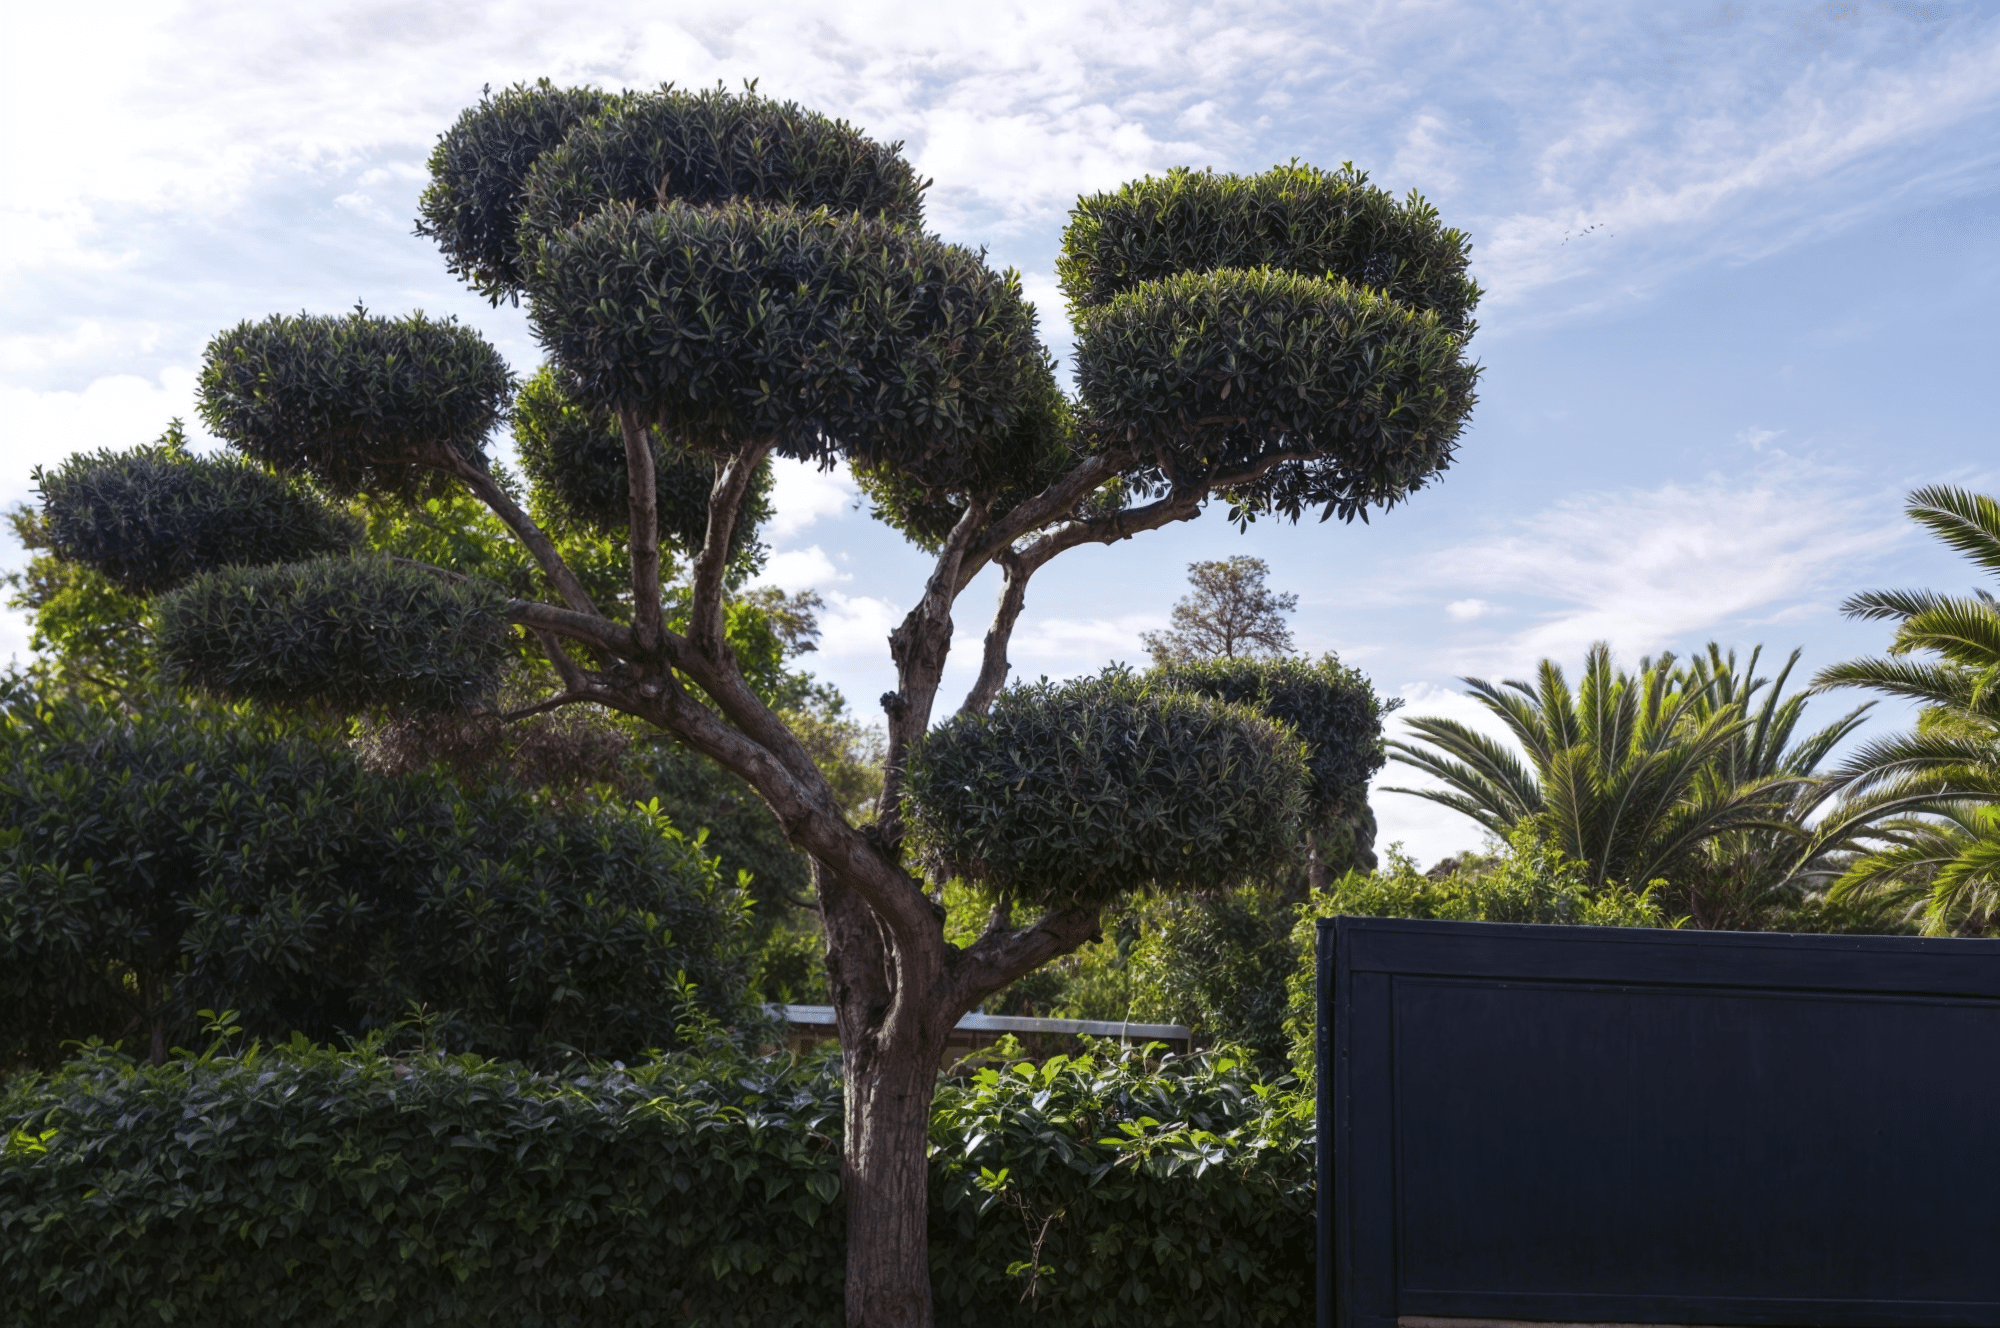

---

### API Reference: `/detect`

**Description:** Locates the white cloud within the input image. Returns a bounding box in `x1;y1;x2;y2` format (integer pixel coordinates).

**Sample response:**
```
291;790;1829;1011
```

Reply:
1371;680;1514;871
757;545;843;592
1738;425;1784;451
815;591;903;659
1413;465;1907;677
1445;598;1497;621
0;370;203;508
765;458;859;539
1003;613;1159;671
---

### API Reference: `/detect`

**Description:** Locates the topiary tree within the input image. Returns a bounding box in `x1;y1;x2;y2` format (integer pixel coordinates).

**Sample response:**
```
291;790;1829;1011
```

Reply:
47;80;1479;1325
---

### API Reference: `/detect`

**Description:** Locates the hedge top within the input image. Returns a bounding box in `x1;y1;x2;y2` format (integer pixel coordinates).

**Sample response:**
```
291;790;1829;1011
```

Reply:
526;199;1050;478
35;439;358;597
903;668;1309;910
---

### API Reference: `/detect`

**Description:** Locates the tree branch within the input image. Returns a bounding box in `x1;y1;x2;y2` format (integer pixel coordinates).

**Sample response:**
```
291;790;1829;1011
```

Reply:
879;500;989;842
497;690;596;722
609;672;940;954
958;551;1032;717
617;409;665;654
689;440;774;660
506;600;637;657
948;905;1104;1014
960;451;1126;586
449;455;602;618
530;628;590;693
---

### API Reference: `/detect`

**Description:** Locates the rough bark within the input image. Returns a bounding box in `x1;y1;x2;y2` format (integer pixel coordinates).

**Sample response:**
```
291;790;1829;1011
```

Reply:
819;862;954;1328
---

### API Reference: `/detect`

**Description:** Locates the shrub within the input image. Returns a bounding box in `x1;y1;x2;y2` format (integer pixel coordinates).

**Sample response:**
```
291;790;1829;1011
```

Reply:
904;668;1310;911
157;554;512;713
0;693;749;1069
35;436;358;597
0;1042;1311;1327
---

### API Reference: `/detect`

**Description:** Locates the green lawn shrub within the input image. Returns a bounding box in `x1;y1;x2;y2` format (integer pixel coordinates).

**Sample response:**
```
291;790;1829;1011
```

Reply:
0;692;749;1070
0;1041;1310;1327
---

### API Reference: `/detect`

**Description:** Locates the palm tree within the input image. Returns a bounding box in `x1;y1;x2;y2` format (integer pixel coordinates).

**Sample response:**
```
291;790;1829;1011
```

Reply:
1386;643;1866;925
1812;486;2000;933
1386;643;1805;896
1672;645;1871;928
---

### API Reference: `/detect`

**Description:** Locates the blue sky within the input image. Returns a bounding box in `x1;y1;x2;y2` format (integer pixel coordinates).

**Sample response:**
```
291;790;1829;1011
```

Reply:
3;0;1997;863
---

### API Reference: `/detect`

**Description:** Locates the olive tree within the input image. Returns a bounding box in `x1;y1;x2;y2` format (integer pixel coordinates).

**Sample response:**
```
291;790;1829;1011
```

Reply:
47;82;1479;1325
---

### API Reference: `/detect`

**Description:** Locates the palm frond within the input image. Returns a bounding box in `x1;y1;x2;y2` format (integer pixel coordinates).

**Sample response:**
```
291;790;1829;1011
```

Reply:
1811;657;1980;709
1907;485;2000;581
1840;588;1947;623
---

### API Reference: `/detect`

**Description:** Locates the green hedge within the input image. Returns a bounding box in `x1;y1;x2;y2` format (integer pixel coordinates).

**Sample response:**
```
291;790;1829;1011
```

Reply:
0;1042;1311;1327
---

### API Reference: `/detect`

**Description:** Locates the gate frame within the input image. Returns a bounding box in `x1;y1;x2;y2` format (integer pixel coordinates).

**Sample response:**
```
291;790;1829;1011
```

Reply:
1315;915;2000;1328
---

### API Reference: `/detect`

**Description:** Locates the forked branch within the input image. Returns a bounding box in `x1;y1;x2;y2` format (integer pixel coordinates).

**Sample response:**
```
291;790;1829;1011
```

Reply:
689;441;774;659
959;552;1031;717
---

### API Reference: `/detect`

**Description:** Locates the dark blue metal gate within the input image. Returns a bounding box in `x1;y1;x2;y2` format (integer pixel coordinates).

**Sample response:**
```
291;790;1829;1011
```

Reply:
1317;917;2000;1328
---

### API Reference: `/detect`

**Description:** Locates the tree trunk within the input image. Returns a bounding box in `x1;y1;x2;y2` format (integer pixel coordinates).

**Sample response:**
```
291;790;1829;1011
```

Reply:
145;971;167;1067
841;1022;944;1327
819;862;952;1328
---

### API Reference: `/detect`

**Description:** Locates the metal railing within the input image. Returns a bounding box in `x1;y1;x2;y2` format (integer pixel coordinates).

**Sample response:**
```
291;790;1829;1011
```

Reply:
771;1004;1190;1044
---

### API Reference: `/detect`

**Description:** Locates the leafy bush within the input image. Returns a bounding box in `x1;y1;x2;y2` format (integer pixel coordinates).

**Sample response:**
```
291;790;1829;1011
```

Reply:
157;554;512;713
1130;888;1301;1070
417;79;622;300
1157;653;1389;840
198;310;513;498
904;668;1310;911
525;199;1048;488
0;692;749;1069
1058;162;1480;331
35;435;358;596
1074;267;1478;524
0;1042;1311;1327
518;84;927;249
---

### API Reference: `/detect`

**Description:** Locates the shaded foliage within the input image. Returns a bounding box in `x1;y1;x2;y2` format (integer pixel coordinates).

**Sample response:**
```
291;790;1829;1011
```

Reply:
198;309;513;498
158;555;513;714
513;364;773;557
0;1041;1310;1327
0;691;750;1070
905;669;1309;912
34;432;358;596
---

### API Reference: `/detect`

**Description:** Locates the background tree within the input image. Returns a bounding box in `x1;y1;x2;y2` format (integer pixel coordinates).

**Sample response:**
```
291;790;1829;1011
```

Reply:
45;81;1480;1325
1141;555;1298;663
1812;487;2000;932
1386;642;1862;918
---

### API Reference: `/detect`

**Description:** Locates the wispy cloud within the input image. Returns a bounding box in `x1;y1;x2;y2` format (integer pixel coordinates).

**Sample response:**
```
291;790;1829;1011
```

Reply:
1410;463;1908;677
